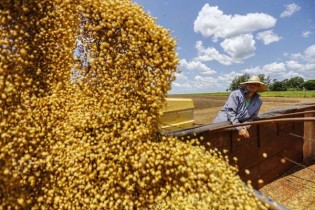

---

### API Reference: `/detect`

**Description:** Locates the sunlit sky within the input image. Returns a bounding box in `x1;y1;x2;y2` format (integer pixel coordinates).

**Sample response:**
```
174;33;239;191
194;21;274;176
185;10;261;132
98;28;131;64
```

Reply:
133;0;315;93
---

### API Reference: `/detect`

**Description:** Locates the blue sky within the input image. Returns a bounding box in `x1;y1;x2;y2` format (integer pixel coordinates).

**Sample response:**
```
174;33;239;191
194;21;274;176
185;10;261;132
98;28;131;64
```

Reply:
133;0;315;94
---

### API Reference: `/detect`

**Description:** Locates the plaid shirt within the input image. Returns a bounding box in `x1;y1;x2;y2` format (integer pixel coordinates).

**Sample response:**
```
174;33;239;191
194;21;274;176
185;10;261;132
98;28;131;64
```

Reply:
213;88;262;130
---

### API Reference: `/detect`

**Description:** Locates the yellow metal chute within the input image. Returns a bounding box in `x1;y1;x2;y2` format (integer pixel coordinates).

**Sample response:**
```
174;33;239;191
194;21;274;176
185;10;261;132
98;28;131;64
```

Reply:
160;98;194;131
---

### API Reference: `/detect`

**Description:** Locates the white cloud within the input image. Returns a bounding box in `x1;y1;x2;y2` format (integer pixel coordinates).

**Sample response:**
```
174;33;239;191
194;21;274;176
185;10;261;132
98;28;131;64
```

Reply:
280;3;301;18
256;30;282;45
215;72;246;89
170;70;242;94
172;82;191;88
217;71;244;83
285;44;315;65
195;41;235;65
220;34;256;59
242;44;315;82
240;63;304;82
305;63;315;71
304;44;315;63
285;52;304;60
302;31;311;38
170;75;226;93
241;62;286;75
194;4;276;41
191;74;234;91
241;66;262;75
278;71;305;79
194;40;255;65
174;72;188;80
194;76;217;88
180;59;216;75
286;60;305;71
171;44;315;94
262;62;286;73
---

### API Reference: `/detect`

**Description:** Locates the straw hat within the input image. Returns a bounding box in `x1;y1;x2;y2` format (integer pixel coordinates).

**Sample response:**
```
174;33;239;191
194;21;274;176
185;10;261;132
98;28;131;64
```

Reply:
239;75;267;92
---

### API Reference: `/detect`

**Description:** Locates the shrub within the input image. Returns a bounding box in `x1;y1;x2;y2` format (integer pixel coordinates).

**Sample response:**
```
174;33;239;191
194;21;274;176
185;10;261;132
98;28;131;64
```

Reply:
304;80;315;90
269;81;287;91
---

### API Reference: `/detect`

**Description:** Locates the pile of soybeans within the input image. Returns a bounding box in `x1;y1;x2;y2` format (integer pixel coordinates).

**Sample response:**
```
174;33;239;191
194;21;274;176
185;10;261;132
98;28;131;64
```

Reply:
0;0;268;209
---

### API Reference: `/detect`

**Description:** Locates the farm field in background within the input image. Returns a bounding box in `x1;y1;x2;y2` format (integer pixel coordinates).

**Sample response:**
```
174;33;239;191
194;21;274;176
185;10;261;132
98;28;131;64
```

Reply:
168;91;315;125
260;90;315;97
169;90;315;98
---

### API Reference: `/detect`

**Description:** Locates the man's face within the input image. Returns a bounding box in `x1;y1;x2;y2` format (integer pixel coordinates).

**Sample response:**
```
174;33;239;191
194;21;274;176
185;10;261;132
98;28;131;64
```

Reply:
246;83;260;93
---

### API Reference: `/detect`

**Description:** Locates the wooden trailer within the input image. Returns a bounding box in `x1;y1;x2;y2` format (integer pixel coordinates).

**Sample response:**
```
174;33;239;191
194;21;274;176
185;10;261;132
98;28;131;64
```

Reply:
166;103;315;209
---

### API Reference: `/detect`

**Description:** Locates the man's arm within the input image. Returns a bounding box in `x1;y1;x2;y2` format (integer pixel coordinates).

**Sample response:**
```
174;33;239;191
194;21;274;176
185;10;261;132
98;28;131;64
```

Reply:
239;99;262;138
225;91;241;127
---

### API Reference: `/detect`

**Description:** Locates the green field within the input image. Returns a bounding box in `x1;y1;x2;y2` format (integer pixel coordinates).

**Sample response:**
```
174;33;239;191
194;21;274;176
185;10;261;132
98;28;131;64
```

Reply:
260;90;315;98
170;90;315;98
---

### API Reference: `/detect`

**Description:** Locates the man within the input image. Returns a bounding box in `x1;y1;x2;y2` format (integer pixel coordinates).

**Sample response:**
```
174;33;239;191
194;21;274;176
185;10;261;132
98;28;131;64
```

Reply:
213;75;267;139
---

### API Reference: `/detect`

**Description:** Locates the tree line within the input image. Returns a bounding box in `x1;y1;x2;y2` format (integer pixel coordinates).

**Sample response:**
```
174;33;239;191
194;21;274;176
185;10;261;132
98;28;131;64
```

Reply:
228;74;315;91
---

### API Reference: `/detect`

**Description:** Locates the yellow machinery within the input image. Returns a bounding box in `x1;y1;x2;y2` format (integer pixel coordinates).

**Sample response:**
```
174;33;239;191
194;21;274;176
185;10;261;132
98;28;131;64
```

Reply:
159;98;194;131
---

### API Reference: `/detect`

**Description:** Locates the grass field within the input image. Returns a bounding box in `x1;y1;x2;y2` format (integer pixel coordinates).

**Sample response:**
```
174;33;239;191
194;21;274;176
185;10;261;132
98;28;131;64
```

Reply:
168;91;315;125
169;90;315;98
260;90;315;97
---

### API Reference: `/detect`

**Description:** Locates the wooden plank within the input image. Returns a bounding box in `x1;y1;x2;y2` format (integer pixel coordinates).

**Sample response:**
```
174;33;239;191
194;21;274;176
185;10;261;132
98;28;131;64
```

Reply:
303;109;315;162
238;146;303;189
259;122;303;158
230;140;260;169
197;130;231;151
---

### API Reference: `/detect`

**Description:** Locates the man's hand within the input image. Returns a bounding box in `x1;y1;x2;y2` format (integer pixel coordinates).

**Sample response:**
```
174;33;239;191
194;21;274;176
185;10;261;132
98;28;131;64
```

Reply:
238;127;250;139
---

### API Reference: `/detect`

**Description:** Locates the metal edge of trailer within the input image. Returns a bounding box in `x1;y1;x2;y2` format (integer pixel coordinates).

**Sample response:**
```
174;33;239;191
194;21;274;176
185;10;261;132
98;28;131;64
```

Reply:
252;189;289;210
